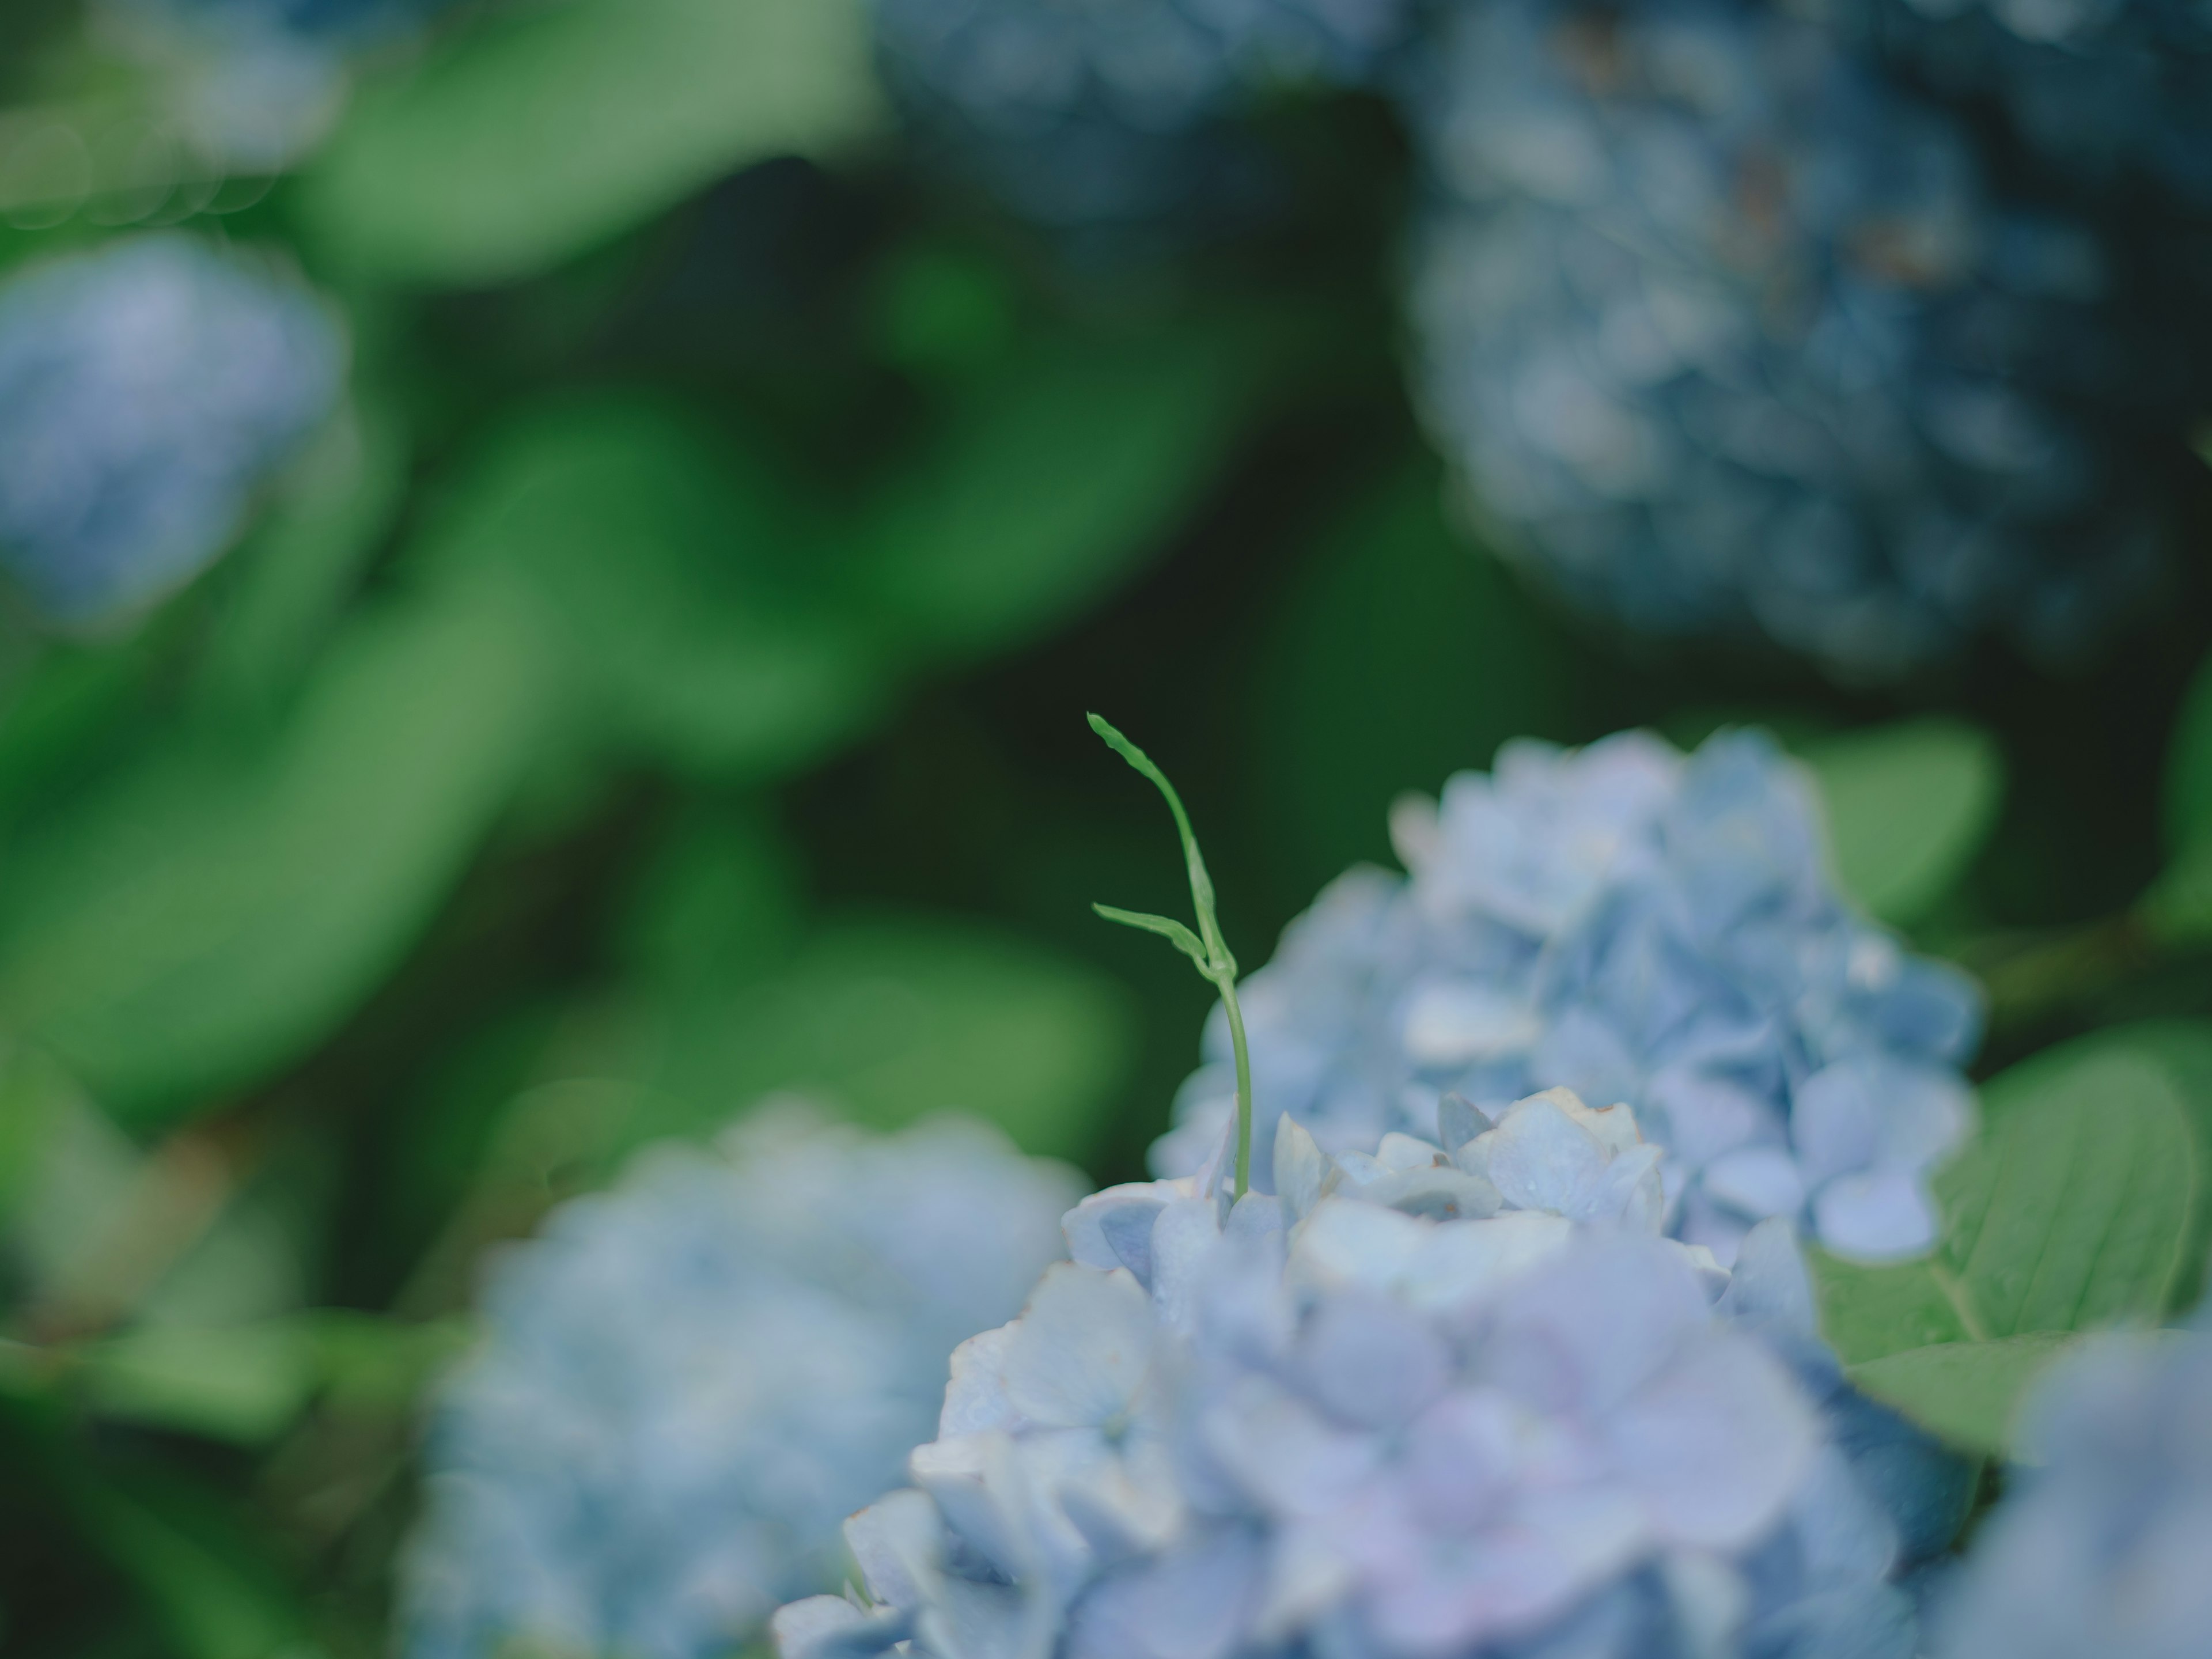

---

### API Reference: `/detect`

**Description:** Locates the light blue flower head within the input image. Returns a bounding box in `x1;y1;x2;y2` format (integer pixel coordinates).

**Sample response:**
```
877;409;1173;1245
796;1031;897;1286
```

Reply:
775;1092;1942;1659
1928;1312;2212;1659
870;0;1414;226
0;235;343;625
402;1108;1084;1659
1153;729;1982;1265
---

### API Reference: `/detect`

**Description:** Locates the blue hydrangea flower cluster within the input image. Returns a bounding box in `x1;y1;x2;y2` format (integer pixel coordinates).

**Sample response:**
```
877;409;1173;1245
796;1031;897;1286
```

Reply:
402;1109;1083;1659
1928;1315;2212;1659
871;0;1414;227
1154;728;1982;1265
1401;0;2181;681
100;0;460;172
145;0;440;41
1839;0;2212;211
774;1092;1957;1659
0;236;343;626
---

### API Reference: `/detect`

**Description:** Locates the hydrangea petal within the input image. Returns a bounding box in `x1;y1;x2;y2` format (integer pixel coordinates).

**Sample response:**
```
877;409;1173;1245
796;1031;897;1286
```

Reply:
1004;1266;1157;1429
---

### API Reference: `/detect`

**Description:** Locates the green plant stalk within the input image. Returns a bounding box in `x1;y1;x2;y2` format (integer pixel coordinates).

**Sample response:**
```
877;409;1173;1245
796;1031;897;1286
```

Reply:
1086;713;1254;1197
1217;968;1255;1199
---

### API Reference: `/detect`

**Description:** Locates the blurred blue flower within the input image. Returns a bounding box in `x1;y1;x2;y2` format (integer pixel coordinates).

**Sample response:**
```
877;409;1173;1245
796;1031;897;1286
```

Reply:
1928;1315;2212;1659
1400;0;2181;680
0;235;343;627
1154;728;1982;1264
1838;0;2212;211
98;0;459;170
872;0;1412;227
775;1112;1941;1659
402;1108;1083;1659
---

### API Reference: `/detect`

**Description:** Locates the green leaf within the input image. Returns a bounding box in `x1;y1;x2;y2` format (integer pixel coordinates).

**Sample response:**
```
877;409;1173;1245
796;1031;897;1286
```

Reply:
1091;905;1209;968
0;581;553;1120
1848;1332;2086;1456
643;914;1138;1166
70;1309;465;1445
301;0;884;285
850;329;1257;661
1981;1021;2212;1314
2139;833;2212;945
1803;1252;1971;1364
2149;646;2212;937
1248;453;1582;910
2162;647;2212;855
0;1043;79;1227
871;241;1019;378
1809;1036;2198;1451
618;804;804;988
414;396;881;778
78;1322;318;1445
67;1465;309;1659
1800;717;2005;926
201;397;411;714
301;1310;471;1415
1942;1046;2194;1335
0;631;165;830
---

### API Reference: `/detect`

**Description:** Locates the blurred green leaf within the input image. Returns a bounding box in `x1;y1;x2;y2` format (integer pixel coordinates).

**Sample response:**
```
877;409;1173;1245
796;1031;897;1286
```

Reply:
1801;718;2005;927
0;1043;78;1227
0;632;162;826
1811;1037;2197;1449
647;913;1138;1165
67;1307;463;1445
138;1140;336;1330
618;803;804;987
2149;650;2212;940
2140;833;2212;944
851;328;1259;660
1847;1332;2085;1457
302;1310;471;1414
0;581;553;1120
301;0;883;285
202;399;411;715
1251;453;1581;907
66;1465;309;1659
872;242;1019;378
78;1323;316;1446
418;396;881;778
2162;646;2212;854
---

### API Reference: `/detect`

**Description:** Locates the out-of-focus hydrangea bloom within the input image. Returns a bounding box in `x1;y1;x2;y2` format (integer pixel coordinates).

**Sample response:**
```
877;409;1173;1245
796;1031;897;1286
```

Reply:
1839;0;2212;211
96;0;457;171
0;236;343;626
1402;0;2182;680
1929;1316;2212;1659
872;0;1414;227
775;1094;1954;1659
402;1109;1084;1659
1154;728;1981;1265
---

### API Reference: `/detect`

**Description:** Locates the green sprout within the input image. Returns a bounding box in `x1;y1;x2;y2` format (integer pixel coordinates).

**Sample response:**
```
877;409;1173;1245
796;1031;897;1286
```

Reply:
1086;713;1255;1198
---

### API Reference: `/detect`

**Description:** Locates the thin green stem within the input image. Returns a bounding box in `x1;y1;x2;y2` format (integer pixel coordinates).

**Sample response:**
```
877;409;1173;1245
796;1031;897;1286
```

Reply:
1218;969;1254;1198
1085;712;1253;1198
